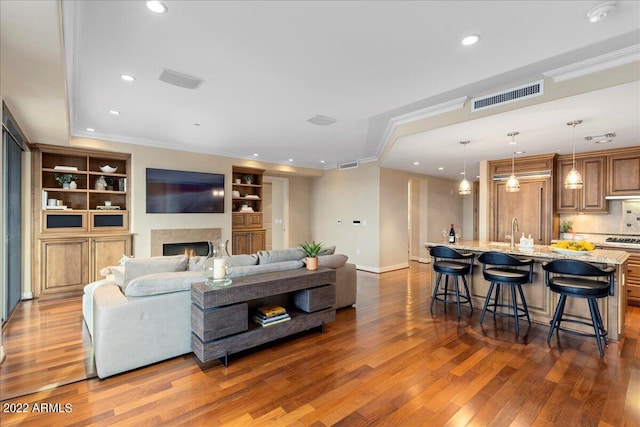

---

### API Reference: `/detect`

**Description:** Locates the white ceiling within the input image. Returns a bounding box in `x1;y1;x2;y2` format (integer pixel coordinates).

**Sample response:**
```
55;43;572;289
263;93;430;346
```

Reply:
1;1;639;179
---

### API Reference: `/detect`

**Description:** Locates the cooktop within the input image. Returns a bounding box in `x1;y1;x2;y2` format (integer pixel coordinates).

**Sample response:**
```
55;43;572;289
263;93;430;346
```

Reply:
606;237;640;245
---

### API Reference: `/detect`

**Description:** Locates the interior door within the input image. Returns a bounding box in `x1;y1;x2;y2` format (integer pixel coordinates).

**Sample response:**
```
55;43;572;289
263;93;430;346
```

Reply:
494;179;549;245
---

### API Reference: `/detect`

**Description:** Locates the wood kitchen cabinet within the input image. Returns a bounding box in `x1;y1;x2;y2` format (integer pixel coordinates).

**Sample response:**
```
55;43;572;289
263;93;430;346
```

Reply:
608;150;640;196
490;154;555;245
556;154;607;213
627;253;640;307
232;230;266;255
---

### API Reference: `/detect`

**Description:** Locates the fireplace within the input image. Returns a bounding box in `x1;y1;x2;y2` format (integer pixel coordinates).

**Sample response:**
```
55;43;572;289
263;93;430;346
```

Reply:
163;241;213;257
150;228;222;257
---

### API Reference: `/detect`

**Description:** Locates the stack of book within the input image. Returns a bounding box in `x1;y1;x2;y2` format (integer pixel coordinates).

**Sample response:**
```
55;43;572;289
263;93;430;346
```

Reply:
253;305;291;327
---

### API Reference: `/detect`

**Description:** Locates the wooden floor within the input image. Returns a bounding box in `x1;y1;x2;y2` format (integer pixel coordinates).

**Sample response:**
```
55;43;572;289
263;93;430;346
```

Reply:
1;262;639;426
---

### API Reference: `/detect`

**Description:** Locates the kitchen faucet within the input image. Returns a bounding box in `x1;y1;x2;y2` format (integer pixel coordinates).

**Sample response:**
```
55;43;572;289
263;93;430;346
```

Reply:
511;217;519;249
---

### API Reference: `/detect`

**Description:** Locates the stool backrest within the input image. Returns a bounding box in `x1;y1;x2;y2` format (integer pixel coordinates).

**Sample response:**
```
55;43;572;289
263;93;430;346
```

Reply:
542;259;615;296
478;251;534;282
429;245;474;274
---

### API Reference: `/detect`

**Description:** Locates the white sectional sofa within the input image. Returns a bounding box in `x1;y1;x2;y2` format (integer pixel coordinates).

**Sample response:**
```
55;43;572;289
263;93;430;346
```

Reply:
83;248;357;378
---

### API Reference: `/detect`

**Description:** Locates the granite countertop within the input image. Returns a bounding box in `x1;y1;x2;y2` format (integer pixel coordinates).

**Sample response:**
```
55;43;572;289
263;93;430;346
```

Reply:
423;241;630;265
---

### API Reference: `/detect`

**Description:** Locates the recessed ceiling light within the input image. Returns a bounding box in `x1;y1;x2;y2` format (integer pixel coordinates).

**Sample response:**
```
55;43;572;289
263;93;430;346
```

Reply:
146;1;168;14
288;159;294;162
86;127;95;132
253;153;259;157
413;162;420;166
193;123;200;127
109;110;120;115
120;74;135;82
438;167;444;171
515;150;526;155
587;1;617;23
320;160;325;163
461;34;480;46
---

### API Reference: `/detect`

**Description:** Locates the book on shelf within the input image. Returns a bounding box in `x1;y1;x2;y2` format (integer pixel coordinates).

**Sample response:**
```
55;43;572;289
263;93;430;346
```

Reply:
252;313;291;327
54;165;78;171
256;305;287;318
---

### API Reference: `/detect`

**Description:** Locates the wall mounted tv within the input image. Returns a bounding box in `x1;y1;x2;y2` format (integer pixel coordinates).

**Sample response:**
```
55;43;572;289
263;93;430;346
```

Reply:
146;168;225;213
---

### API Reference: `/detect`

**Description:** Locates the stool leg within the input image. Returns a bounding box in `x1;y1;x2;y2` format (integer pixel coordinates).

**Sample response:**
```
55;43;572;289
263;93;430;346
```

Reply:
480;282;495;324
443;275;449;314
493;284;501;319
587;298;605;357
461;275;473;313
511;285;519;334
430;273;442;313
592;298;608;346
454;276;462;319
548;295;567;343
516;284;531;325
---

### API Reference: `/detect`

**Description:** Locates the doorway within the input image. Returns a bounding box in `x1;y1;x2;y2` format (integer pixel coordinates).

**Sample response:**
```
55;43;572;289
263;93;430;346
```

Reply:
263;176;289;250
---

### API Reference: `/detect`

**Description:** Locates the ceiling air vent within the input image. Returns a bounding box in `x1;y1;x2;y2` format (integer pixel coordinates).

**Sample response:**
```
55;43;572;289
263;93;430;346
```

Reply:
307;114;337;126
159;68;205;89
338;161;359;170
471;80;543;112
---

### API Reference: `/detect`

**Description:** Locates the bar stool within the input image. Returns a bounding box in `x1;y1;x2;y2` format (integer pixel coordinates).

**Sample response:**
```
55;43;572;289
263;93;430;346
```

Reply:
542;259;615;357
429;246;474;319
478;252;534;333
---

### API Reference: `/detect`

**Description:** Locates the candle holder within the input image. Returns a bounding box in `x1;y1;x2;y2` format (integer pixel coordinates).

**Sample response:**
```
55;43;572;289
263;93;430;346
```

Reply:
204;255;232;286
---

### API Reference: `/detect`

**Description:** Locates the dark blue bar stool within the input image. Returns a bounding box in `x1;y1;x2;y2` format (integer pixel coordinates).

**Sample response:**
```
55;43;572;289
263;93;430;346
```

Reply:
478;252;534;333
429;246;474;319
542;259;615;357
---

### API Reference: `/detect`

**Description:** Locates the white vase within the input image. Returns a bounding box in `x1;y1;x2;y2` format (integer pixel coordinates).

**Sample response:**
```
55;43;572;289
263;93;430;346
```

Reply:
69;181;77;190
63;183;70;189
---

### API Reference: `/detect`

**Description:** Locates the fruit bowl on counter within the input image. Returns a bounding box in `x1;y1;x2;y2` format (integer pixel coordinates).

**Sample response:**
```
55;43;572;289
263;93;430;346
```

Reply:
549;240;596;255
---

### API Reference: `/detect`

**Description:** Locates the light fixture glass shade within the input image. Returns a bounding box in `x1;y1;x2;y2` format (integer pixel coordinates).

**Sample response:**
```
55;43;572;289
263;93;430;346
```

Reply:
459;178;471;195
564;167;584;190
506;174;520;192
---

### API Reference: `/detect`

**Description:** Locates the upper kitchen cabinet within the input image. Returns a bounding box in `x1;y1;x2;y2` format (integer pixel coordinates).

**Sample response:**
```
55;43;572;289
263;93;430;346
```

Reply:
556;154;607;213
608;148;640;197
489;154;556;245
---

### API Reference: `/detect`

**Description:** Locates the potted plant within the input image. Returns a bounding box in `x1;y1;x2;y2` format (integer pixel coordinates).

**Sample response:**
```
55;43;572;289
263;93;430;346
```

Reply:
300;241;322;271
560;220;574;239
55;173;77;189
104;176;115;191
244;174;253;184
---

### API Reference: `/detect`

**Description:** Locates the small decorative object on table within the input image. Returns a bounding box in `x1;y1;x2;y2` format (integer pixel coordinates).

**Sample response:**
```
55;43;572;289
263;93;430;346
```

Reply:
300;241;322;271
549;240;595;255
204;255;231;286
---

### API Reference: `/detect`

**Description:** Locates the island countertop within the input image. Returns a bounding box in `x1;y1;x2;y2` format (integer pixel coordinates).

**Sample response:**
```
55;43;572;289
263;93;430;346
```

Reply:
423;240;629;265
422;240;630;342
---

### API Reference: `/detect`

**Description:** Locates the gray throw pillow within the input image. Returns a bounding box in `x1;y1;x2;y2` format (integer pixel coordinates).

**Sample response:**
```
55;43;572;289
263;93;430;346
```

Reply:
124;271;207;296
123;255;188;290
228;260;304;277
317;254;348;268
257;249;305;264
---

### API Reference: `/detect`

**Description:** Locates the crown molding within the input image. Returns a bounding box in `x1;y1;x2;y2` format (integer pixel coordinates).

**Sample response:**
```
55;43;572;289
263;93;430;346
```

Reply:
543;44;640;82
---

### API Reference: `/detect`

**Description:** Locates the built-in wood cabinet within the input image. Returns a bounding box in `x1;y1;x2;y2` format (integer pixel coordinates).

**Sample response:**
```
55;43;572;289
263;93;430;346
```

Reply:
32;144;132;298
627;253;640;307
231;166;266;254
556;154;607;213
608;151;640;196
490;154;555;245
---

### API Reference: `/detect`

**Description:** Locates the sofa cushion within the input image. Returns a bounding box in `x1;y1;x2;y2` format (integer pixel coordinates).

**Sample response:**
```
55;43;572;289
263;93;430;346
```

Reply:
123;255;188;290
257;248;305;264
188;256;208;271
227;254;259;267
317;254;348;269
124;271;207;296
228;260;304;278
319;245;336;256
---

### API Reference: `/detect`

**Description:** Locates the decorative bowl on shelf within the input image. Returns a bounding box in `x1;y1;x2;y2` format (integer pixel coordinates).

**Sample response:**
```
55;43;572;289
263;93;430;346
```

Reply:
99;165;117;173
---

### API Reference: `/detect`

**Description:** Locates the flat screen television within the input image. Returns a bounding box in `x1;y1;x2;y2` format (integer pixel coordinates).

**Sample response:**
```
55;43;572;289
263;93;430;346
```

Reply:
146;168;225;213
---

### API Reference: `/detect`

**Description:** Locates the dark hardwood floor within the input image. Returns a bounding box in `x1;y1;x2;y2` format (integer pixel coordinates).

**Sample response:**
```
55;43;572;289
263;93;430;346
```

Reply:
1;262;639;426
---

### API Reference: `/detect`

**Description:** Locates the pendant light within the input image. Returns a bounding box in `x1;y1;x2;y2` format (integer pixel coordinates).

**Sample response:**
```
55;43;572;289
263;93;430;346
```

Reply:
564;120;584;190
458;141;471;195
505;132;520;192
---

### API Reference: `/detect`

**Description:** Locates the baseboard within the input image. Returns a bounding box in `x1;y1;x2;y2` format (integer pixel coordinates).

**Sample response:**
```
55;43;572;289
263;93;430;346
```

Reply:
22;291;33;300
410;256;431;264
0;345;5;365
356;262;409;273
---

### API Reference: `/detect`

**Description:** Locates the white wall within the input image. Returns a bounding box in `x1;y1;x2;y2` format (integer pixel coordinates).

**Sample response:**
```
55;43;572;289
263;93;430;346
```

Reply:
310;163;380;270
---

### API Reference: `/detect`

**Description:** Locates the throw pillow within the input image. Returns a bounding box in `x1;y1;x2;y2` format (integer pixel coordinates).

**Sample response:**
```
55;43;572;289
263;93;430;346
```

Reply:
317;254;348;269
124;271;207;297
226;253;259;267
123;255;188;291
319;245;336;256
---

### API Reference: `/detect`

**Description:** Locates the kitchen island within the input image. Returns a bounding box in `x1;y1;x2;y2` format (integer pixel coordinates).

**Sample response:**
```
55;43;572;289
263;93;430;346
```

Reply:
423;241;630;341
